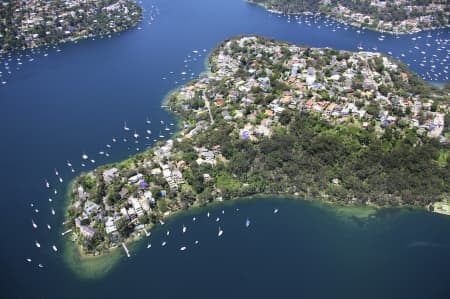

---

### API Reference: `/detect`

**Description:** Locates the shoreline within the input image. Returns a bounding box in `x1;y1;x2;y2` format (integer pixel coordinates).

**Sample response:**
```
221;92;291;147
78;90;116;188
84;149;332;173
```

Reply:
245;0;449;36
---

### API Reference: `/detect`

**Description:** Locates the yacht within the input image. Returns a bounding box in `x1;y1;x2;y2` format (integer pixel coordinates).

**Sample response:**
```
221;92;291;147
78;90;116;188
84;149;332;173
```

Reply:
58;177;63;183
182;225;187;233
245;218;251;228
161;241;167;247
82;153;88;160
180;246;187;251
26;258;32;263
123;121;130;131
273;208;279;214
54;169;59;176
66;161;72;167
35;241;41;248
146;129;152;135
51;208;55;215
194;240;199;245
47;224;51;230
32;220;37;229
52;245;58;252
133;131;139;139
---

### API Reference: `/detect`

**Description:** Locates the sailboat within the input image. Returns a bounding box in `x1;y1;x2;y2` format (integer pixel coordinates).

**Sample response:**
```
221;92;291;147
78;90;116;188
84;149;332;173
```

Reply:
182;225;187;233
51;208;55;215
218;227;223;237
35;241;41;248
32;220;37;229
45;179;50;189
123;121;130;131
52;245;58;252
245;218;251;228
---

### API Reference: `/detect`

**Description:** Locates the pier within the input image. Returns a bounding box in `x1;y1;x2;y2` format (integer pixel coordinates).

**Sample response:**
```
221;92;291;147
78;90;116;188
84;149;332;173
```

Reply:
61;229;72;236
121;242;130;258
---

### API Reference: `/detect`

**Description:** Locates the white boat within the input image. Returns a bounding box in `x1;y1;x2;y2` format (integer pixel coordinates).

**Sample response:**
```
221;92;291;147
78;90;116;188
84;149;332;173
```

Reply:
35;241;41;248
38;264;44;268
166;230;170;236
182;225;187;233
273;208;279;214
45;179;50;189
161;241;167;247
51;208;55;215
146;117;151;124
112;138;117;142
47;224;51;230
159;220;165;225
207;212;210;218
192;217;196;222
34;209;39;213
216;217;220;222
52;245;58;252
133;131;139;139
32;220;37;229
123;121;130;131
58;177;63;183
82;153;88;160
194;240;199;245
180;246;187;251
218;227;223;237
245;218;251;228
54;189;58;194
66;160;72;167
26;258;32;262
146;129;152;135
54;168;59;176
147;243;152;249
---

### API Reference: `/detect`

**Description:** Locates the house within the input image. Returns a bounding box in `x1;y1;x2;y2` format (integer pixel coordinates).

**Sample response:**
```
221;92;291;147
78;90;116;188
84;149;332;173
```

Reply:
79;225;97;239
103;167;118;183
128;173;144;184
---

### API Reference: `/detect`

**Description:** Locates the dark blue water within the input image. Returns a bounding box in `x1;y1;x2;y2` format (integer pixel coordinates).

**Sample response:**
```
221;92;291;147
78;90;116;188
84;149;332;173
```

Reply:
0;0;449;298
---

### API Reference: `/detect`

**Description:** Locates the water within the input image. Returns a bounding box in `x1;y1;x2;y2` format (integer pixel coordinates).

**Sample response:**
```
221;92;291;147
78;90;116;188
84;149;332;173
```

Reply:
0;0;449;297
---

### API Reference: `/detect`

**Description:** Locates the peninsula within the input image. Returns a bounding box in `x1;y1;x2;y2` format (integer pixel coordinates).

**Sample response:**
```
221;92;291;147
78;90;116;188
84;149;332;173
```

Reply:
0;0;142;53
65;36;449;256
247;0;449;34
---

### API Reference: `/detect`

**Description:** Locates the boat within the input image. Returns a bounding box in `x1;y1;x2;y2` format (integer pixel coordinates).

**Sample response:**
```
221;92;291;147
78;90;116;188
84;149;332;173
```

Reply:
66;160;72;167
147;243;152;249
180;246;187;251
133;131;139;139
82;152;88;160
26;258;32;262
52;245;58;252
207;212;210;218
47;224;51;230
35;241;41;248
51;208;55;215
192;217;196;222
218;227;223;237
146;117;151;124
273;208;279;214
32;220;37;229
159;220;165;225
54;168;59;176
166;230;170;236
182;225;187;233
161;241;167;247
146;129;152;135
245;218;251;228
194;240;199;245
45;179;50;189
123;121;130;131
58;177;63;183
216;217;220;222
38;264;44;268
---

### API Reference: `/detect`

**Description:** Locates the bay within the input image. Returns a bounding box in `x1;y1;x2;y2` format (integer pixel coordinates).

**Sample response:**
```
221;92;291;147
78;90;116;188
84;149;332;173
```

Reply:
0;0;449;298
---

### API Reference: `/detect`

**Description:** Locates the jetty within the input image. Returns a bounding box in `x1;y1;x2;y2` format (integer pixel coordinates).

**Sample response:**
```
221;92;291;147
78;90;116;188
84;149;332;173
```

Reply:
61;229;72;236
121;242;130;258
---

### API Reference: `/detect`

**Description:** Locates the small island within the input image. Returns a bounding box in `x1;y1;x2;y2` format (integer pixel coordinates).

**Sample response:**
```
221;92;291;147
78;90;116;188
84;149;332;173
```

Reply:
65;36;449;259
0;0;142;53
247;0;449;34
